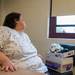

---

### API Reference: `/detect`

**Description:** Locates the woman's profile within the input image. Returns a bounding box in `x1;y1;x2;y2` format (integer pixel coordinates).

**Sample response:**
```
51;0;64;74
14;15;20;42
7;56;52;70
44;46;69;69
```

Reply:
0;12;50;75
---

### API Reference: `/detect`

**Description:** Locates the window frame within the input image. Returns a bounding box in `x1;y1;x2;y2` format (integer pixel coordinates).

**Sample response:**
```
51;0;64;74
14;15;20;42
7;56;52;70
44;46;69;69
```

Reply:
49;16;75;38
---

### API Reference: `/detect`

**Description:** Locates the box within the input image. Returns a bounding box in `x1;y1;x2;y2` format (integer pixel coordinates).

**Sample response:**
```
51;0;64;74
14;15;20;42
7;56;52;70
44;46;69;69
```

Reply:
47;50;74;63
58;50;74;58
46;52;73;73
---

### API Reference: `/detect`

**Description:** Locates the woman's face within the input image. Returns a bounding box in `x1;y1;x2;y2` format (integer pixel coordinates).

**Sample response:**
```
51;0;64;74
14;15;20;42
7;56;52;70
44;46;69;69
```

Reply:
15;15;26;32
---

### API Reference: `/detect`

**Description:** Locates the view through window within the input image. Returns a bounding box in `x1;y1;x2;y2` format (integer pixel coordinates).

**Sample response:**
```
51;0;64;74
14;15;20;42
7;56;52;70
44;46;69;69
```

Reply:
56;15;75;33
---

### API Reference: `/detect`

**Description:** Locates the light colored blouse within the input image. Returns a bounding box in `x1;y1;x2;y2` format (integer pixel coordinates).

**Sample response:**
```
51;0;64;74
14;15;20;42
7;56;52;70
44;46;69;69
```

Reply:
0;26;48;73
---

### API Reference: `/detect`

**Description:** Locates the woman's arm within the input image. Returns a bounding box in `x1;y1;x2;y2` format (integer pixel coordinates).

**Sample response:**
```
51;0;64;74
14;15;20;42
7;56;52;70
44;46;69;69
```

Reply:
0;51;16;72
0;27;16;72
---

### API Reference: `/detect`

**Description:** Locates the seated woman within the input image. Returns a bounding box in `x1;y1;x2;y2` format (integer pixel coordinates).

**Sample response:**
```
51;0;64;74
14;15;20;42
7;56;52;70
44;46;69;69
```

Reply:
0;12;49;75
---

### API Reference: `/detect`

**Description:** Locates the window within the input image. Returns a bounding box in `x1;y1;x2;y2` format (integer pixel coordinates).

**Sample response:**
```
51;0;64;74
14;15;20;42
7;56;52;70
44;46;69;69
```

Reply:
49;15;75;38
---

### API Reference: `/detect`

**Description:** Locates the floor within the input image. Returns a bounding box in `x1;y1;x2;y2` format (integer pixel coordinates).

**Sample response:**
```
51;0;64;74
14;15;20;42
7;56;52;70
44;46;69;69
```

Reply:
48;67;75;75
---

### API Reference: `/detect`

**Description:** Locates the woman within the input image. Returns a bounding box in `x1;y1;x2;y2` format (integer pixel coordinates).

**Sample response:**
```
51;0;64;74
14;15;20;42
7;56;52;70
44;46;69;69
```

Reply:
0;12;49;75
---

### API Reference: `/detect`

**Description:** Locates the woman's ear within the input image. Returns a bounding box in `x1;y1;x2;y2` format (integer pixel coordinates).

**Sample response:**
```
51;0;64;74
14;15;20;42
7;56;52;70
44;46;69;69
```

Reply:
15;19;19;24
16;21;18;24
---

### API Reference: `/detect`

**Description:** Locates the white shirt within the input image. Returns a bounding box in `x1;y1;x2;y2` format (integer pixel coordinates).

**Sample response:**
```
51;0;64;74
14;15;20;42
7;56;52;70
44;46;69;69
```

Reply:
0;26;48;73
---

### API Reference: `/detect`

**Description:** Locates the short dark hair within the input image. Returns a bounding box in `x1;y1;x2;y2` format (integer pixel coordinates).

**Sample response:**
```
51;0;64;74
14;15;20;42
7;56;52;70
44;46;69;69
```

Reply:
3;12;21;29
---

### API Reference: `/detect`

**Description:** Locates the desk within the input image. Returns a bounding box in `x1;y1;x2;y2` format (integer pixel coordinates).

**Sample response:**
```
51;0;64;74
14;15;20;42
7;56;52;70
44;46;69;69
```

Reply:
0;68;44;75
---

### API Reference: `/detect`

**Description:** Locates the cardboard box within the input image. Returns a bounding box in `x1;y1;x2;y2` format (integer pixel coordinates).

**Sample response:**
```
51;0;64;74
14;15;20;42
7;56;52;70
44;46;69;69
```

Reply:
58;50;74;58
46;53;73;73
47;51;74;63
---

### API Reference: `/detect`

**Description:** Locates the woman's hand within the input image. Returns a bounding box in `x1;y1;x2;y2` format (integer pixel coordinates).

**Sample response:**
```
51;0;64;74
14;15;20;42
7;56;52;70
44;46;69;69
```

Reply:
1;60;16;72
0;51;16;72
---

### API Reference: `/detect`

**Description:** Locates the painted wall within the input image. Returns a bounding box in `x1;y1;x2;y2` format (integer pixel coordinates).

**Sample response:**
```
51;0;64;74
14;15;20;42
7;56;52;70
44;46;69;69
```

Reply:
52;0;75;16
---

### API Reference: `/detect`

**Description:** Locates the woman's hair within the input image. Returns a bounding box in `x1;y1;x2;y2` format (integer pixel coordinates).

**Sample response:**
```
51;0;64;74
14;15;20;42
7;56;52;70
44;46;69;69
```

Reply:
3;12;21;29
